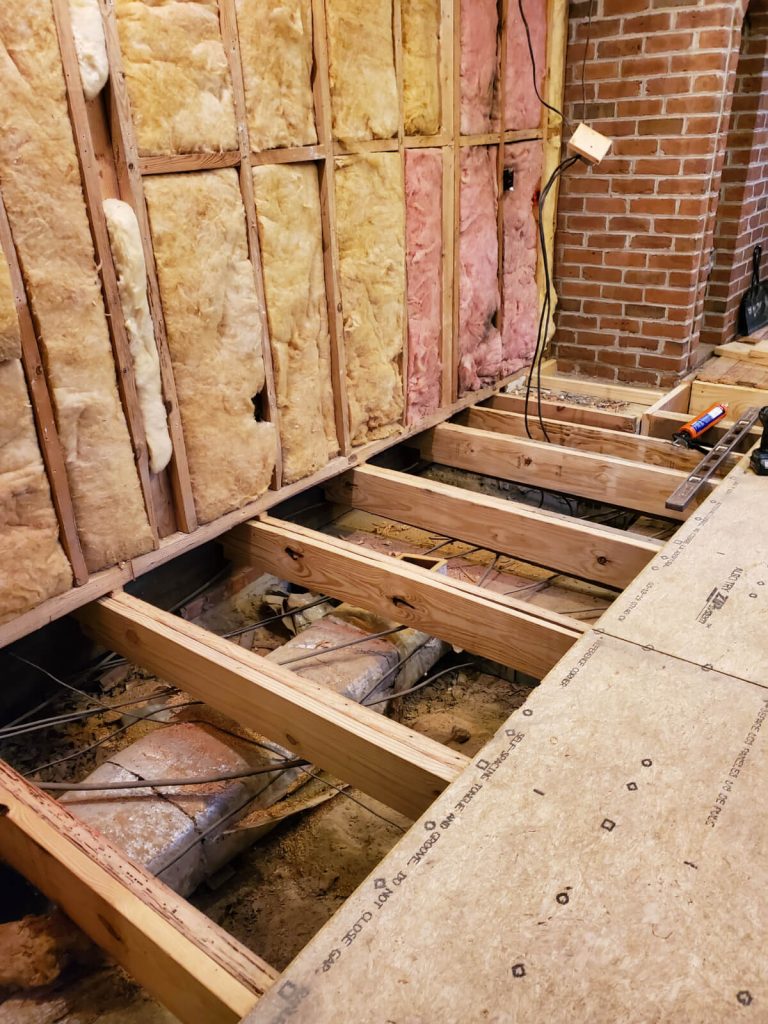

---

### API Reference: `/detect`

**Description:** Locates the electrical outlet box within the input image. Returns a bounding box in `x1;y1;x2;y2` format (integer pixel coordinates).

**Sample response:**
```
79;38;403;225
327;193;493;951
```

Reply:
567;123;612;165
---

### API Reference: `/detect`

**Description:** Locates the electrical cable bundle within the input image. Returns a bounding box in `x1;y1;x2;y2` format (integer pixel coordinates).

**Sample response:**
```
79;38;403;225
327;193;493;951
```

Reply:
523;153;583;441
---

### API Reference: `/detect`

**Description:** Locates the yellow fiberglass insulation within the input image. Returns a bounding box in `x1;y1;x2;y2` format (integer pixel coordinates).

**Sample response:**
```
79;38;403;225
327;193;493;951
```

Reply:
402;0;441;136
237;0;317;151
0;359;73;623
0;1;153;571
144;169;276;523
115;0;238;157
252;164;337;484
335;154;405;445
0;242;20;364
0;246;71;622
326;0;398;142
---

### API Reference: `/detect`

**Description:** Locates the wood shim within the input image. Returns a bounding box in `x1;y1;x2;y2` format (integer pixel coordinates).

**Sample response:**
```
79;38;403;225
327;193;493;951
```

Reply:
0;0;153;570
144;169;276;522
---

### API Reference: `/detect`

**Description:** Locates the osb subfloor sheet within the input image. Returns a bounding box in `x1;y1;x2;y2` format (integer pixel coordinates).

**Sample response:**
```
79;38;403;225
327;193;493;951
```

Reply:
246;462;768;1023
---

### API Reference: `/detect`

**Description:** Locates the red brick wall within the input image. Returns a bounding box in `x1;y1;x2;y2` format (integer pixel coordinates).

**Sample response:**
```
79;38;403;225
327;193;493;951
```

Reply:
700;4;768;347
553;0;749;387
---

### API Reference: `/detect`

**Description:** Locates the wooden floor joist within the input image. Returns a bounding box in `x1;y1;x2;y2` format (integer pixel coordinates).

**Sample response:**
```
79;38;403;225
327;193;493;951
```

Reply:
223;517;585;679
461;406;737;475
324;464;661;589
77;593;468;819
0;760;276;1023
420;423;710;520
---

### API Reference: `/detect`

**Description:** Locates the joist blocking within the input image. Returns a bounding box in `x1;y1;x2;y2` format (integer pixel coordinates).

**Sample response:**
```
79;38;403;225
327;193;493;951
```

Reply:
0;760;276;1024
325;464;660;589
486;392;640;433
77;592;467;820
420;423;709;520
223;517;585;679
461;405;736;475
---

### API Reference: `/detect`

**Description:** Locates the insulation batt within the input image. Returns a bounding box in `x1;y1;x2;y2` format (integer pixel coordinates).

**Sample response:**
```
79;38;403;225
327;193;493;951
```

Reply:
335;154;405;445
402;0;441;136
0;1;153;570
460;0;498;134
405;149;443;423
68;0;109;100
236;0;317;150
115;0;238;156
144;169;276;523
252;164;337;484
505;0;546;130
0;242;20;364
458;147;501;393
502;142;542;376
102;199;173;475
0;359;72;623
326;0;398;141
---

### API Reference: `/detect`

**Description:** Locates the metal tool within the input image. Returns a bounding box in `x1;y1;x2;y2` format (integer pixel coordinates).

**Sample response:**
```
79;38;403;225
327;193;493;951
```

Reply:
666;406;760;512
672;403;728;449
750;407;768;476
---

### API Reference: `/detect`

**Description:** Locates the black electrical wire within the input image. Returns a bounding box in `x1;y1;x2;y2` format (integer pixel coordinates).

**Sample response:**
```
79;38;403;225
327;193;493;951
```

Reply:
523;154;582;443
518;0;565;124
0;688;178;740
364;661;476;708
581;0;595;119
36;759;309;792
23;701;204;778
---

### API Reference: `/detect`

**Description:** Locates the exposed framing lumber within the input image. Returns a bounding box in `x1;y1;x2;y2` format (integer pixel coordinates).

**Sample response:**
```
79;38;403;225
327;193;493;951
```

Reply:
98;0;198;535
311;0;352;454
461;405;737;475
52;0;160;544
419;422;709;520
77;592;468;818
486;392;640;432
642;408;761;447
324;464;661;589
689;379;768;420
223;517;584;678
0;193;89;585
0;373;523;651
0;759;276;1024
393;0;409;425
140;151;241;174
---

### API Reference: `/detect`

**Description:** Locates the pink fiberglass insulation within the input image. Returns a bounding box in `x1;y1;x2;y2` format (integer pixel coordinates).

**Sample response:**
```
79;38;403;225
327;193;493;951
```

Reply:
405;149;443;423
504;0;546;130
460;0;498;135
458;146;501;393
501;141;542;376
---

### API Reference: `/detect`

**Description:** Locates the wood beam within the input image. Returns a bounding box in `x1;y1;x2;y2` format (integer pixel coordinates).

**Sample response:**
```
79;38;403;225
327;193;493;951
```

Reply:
0;760;275;1024
325;464;660;589
642;408;760;447
419;423;708;520
77;593;467;819
460;406;737;475
486;392;639;433
223;517;585;678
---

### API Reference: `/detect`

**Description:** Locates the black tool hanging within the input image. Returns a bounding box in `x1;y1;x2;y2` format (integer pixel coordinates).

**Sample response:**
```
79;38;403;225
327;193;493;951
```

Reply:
738;244;768;335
